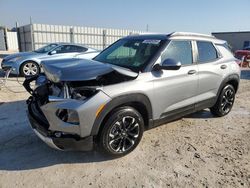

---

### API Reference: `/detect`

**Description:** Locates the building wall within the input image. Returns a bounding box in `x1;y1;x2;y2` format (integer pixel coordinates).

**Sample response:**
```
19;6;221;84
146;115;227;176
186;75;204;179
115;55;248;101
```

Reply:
212;32;250;51
0;28;19;51
6;31;19;51
18;24;33;51
0;29;6;51
18;24;142;51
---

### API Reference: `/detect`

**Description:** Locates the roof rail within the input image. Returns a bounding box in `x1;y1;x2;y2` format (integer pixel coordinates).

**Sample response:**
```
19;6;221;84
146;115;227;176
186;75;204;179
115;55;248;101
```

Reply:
170;32;215;39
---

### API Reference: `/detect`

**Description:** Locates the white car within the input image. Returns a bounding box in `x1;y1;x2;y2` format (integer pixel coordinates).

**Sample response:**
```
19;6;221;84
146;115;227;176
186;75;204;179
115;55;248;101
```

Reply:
1;43;100;76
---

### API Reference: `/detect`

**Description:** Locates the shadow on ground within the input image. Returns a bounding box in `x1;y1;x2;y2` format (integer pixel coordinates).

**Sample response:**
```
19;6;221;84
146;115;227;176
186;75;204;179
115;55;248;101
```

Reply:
185;109;214;119
0;100;114;171
0;100;216;171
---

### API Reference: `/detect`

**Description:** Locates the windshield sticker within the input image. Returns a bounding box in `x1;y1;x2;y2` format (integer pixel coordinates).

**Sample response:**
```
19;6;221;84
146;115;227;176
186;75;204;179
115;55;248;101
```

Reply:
142;40;161;45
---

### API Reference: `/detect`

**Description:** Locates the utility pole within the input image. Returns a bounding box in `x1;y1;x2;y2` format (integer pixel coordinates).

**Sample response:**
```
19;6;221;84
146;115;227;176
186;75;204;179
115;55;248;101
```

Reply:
30;16;33;24
30;16;34;50
15;22;19;30
16;21;20;51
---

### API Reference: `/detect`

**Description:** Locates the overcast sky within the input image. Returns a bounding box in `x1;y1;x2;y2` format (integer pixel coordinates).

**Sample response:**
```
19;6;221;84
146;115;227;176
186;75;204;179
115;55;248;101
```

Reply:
0;0;250;34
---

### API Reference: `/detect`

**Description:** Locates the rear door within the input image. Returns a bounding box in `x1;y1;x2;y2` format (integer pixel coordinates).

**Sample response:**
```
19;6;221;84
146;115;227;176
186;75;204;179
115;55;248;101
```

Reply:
152;40;198;119
195;41;229;106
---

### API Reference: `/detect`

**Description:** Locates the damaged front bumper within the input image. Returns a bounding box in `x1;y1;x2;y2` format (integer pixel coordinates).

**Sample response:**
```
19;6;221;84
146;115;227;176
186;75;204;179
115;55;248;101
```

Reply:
27;97;94;151
24;74;112;151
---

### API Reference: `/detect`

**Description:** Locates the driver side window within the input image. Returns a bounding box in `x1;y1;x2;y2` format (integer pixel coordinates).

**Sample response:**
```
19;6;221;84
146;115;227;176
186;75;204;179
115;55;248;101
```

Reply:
53;45;77;54
161;40;193;66
53;45;68;54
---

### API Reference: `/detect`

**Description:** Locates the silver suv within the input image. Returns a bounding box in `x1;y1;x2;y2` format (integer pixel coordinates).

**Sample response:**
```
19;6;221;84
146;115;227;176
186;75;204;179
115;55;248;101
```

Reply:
24;32;240;157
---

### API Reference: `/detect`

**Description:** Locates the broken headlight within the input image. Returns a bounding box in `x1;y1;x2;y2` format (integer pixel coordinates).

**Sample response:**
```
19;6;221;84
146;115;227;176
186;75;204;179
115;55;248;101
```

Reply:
56;109;79;125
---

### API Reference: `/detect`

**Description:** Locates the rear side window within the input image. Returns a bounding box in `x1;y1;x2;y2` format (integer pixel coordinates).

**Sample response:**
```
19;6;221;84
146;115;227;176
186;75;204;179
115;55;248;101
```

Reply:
55;45;87;54
72;46;88;52
162;40;193;66
197;41;218;63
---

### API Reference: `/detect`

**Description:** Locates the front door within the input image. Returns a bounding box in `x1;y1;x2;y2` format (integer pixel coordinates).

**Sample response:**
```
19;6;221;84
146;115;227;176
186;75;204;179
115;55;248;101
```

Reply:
152;40;198;119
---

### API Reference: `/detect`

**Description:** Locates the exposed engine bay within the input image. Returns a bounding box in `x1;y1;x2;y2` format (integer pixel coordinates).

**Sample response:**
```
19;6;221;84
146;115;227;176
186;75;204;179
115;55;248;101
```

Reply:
24;70;136;103
23;58;138;100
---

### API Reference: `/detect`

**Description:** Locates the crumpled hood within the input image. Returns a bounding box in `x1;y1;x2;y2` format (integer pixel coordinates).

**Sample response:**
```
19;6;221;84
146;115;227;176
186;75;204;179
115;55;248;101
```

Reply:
3;51;39;61
41;58;138;83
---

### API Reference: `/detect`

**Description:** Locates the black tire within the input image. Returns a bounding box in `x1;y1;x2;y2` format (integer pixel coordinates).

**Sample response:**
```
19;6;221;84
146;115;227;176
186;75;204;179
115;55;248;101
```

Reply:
20;61;40;76
98;106;144;157
210;84;235;117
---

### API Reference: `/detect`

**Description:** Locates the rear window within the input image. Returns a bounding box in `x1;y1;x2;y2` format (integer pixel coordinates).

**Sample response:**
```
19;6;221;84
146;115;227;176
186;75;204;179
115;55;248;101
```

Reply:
72;46;88;52
197;41;218;63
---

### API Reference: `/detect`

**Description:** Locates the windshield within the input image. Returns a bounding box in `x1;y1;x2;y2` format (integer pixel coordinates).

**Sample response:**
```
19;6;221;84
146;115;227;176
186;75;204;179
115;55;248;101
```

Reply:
34;44;58;53
94;38;164;72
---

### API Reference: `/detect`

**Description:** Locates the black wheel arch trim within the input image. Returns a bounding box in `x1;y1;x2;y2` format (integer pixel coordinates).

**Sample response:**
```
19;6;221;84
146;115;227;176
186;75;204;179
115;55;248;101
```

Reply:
91;93;153;136
216;74;239;98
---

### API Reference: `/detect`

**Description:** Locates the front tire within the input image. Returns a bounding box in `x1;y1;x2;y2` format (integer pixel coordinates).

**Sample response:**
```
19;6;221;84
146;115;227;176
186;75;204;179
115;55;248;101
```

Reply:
210;84;235;117
98;106;144;157
20;61;40;76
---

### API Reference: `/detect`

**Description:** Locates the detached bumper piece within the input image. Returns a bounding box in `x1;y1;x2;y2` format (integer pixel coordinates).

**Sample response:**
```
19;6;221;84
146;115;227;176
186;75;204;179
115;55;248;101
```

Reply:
27;97;93;151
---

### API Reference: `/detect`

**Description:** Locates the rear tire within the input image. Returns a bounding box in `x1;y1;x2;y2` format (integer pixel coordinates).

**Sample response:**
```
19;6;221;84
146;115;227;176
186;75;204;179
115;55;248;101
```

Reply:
210;84;235;117
20;61;40;76
98;106;144;157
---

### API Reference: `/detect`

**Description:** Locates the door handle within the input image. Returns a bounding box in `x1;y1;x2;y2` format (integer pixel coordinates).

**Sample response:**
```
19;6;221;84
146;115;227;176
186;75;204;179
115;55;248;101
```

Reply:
188;70;196;75
220;64;227;69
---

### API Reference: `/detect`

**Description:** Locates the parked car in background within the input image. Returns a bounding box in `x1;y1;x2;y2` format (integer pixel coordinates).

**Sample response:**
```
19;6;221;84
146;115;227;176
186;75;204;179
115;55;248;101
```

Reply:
243;46;250;51
234;48;250;68
24;32;240;157
1;43;99;76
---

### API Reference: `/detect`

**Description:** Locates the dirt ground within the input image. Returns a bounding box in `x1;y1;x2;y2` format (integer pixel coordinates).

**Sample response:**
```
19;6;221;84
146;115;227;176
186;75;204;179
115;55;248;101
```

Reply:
0;64;249;187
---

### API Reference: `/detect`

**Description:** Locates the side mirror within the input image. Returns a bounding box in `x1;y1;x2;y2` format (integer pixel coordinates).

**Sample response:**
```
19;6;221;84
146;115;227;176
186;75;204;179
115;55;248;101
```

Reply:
153;58;181;71
49;50;56;55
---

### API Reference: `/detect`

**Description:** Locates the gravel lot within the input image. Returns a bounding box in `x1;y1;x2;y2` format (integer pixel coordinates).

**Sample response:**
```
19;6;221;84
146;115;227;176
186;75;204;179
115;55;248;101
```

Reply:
0;62;249;187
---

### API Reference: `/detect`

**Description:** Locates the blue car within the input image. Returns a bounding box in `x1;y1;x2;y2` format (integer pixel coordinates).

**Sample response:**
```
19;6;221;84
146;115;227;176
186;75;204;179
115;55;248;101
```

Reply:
1;43;99;76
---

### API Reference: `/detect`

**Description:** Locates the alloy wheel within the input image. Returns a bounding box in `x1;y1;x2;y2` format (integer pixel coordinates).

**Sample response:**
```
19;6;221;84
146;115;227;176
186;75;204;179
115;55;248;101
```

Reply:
108;116;140;153
23;62;38;76
220;87;235;114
